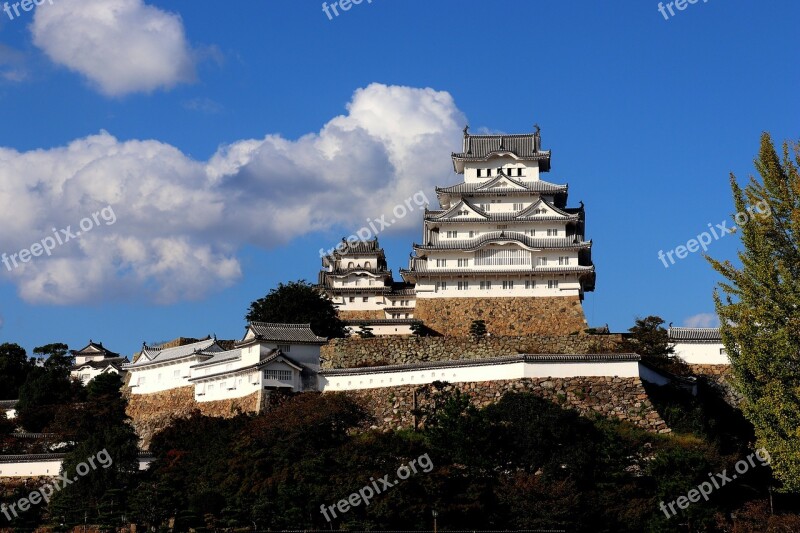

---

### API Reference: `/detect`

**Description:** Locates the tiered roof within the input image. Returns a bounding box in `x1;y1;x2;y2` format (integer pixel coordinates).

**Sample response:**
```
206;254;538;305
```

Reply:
321;238;387;267
425;197;580;224
71;340;120;358
70;340;128;371
452;127;551;173
436;173;567;196
412;232;592;252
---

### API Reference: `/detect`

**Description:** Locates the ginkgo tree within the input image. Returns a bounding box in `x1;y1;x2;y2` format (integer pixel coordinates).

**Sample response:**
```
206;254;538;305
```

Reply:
708;133;800;492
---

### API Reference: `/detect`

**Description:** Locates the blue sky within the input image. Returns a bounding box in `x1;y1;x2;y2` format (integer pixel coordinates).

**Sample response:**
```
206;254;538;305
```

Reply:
0;0;797;357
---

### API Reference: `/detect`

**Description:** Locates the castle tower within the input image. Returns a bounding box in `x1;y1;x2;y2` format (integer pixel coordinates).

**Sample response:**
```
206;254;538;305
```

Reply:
318;238;417;335
401;126;595;336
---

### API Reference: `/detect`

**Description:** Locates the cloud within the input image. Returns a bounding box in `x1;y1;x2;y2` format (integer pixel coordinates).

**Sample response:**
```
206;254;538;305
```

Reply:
30;0;195;96
0;44;29;83
0;83;466;305
683;313;720;328
183;97;224;114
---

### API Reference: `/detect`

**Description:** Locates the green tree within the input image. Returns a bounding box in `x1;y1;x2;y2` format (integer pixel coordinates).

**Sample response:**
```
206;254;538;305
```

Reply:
469;319;487;338
0;342;33;400
34;343;73;374
624;316;674;360
246;280;347;339
16;366;73;432
708;133;800;492
48;372;139;527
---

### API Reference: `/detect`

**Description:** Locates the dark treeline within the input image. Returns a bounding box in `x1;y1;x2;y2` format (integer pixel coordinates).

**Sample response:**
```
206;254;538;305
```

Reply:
4;379;800;531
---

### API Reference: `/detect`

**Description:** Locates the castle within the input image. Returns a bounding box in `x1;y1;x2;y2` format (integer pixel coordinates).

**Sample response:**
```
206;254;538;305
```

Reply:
1;126;733;466
320;126;595;337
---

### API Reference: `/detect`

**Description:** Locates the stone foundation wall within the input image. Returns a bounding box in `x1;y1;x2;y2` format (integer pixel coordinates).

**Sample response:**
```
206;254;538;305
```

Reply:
125;387;261;449
321;334;625;369
342;377;669;434
339;310;386;321
688;364;741;407
413;296;588;336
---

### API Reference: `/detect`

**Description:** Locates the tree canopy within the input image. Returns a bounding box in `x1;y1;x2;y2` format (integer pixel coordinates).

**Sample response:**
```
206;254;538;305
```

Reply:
246;280;347;339
708;133;800;492
0;342;33;400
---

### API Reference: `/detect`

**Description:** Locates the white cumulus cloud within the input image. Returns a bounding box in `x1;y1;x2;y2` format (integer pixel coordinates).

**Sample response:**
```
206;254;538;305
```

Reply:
0;83;466;305
683;313;720;328
30;0;195;96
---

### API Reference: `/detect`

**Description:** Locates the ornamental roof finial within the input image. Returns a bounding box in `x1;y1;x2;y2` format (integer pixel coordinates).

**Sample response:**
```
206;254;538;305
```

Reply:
463;125;470;137
534;123;541;135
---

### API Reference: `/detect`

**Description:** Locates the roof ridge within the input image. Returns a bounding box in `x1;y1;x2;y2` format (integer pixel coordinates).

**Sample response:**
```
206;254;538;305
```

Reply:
250;322;312;329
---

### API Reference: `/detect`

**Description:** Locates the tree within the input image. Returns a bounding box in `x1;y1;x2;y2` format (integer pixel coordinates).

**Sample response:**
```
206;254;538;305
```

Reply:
0;343;33;400
356;324;376;338
16;343;77;432
708;133;800;492
49;372;139;527
246;280;347;339
469;319;487;338
624;316;674;360
34;343;73;375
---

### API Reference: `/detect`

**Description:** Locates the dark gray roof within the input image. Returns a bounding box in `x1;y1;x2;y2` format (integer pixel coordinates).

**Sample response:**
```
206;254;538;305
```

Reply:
453;132;550;163
413;231;591;252
245;322;328;344
669;327;722;342
71;357;129;371
0;400;18;409
401;265;595;276
190;347;246;369
321;237;385;264
321;353;640;375
125;337;220;369
436;176;567;196
71;341;120;358
427;197;578;223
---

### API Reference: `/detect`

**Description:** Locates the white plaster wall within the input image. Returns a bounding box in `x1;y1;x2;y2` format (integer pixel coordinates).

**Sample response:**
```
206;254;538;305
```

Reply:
431;225;566;242
0;457;153;477
4;408;16;420
319;359;640;391
0;460;62;477
413;275;582;298
463;159;541;182
129;358;201;394
195;370;262;402
345;324;415;336
74;354;105;366
421;251;577;271
673;342;730;365
261;343;321;369
70;366;121;385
